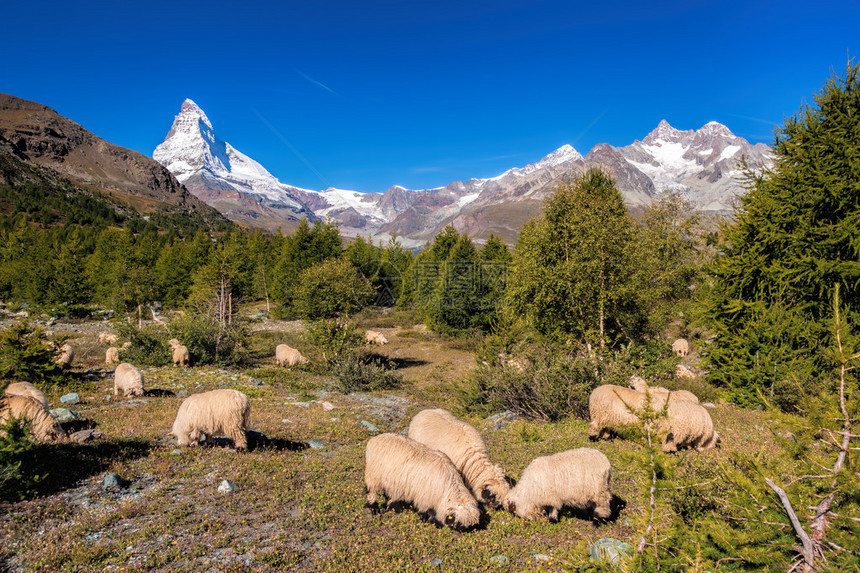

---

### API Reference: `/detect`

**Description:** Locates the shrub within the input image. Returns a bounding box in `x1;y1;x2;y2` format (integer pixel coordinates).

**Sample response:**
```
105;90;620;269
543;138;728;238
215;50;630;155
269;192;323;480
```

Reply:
306;319;364;362
115;321;171;367
461;344;601;421
331;352;403;394
0;416;42;501
167;313;248;366
294;258;374;319
0;321;67;385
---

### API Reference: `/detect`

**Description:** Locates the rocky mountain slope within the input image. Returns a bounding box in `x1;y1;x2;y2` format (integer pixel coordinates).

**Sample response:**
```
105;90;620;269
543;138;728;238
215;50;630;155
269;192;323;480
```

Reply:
154;99;772;246
0;93;225;228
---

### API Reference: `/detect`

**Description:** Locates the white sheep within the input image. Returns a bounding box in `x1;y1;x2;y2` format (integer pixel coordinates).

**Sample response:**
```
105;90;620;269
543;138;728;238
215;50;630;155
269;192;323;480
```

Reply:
55;343;74;367
672;338;690;357
676;364;697;379
365;330;388;345
98;332;119;345
168;338;181;349
113;363;144;397
170;389;251;450
364;433;480;530
105;347;120;365
628;376;699;404
4;381;50;410
275;344;309;367
172;345;189;367
0;395;65;442
659;400;720;453
503;448;612;522
588;384;669;440
408;408;509;507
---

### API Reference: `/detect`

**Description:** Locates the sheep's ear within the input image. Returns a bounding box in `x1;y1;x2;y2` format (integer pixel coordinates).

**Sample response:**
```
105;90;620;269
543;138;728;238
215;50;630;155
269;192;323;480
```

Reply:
481;488;495;503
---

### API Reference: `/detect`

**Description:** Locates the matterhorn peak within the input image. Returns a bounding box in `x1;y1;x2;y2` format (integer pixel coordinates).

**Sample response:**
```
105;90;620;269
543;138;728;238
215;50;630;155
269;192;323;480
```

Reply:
179;98;213;130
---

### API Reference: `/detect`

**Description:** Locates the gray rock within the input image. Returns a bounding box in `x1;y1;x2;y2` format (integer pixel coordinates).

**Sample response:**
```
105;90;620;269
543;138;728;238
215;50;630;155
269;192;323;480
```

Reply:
218;480;238;494
69;429;104;444
171;449;182;455
588;538;634;564
703;402;716;408
50;408;79;423
490;555;509;565
291;402;312;408
429;559;443;567
360;421;379;433
177;390;188;397
60;392;80;405
532;553;550;562
321;401;335;411
103;473;127;490
307;440;326;449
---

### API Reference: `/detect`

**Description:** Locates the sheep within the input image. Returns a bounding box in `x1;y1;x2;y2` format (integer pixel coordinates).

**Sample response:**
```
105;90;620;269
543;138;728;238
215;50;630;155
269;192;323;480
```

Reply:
676;364;697;379
628;376;699;404
659;400;720;453
98;332;118;345
672;338;690;357
121;341;132;350
503;448;612;522
408;408;509;508
364;433;480;530
172;345;189;368
170;389;250;450
4;381;50;409
0;395;64;442
55;343;74;367
365;330;388;345
113;363;144;397
105;347;120;365
588;384;670;440
275;344;309;367
168;338;181;349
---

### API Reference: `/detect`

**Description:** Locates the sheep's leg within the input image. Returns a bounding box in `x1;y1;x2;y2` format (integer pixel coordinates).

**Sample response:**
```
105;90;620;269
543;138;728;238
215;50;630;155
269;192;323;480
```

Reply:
587;421;600;441
593;492;612;520
364;484;382;514
548;506;559;523
230;428;248;450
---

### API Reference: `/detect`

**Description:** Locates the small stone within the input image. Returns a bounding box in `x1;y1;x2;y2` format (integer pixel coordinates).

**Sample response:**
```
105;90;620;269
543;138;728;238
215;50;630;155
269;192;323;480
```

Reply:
103;395;112;402
50;408;79;423
429;559;443;567
69;429;104;443
588;538;634;564
217;480;238;494
359;421;379;433
291;402;311;408
60;392;80;405
490;555;509;565
177;390;188;397
307;440;326;449
702;402;716;409
281;419;292;424
171;449;182;455
103;473;127;490
321;401;335;411
622;518;633;526
532;553;550;562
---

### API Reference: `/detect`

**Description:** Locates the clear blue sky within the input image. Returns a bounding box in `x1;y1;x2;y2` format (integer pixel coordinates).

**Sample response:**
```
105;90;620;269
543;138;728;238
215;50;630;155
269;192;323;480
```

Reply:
3;0;858;193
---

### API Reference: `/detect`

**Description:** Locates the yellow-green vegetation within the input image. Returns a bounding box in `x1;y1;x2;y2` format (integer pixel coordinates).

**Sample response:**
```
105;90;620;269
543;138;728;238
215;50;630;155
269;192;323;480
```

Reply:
2;318;855;572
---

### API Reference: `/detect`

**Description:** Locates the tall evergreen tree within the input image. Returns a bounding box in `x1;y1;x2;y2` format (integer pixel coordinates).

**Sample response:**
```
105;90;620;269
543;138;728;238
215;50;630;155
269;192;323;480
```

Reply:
705;62;860;405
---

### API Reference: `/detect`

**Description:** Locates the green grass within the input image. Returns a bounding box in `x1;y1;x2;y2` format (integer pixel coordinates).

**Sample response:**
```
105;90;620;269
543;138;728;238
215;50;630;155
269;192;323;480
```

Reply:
0;320;830;572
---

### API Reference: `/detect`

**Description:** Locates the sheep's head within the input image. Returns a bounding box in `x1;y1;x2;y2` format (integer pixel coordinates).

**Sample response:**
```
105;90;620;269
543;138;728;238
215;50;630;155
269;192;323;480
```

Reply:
168;339;181;349
442;502;479;531
479;473;511;509
629;376;647;392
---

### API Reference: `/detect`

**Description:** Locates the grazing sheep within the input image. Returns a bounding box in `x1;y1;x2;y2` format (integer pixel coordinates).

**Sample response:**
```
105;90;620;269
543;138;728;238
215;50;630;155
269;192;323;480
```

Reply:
113;363;144;397
168;338;181;349
275;344;309;367
503;448;612;522
105;347;120;365
172;345;189;367
0;395;64;442
365;330;388;345
98;332;119;345
408;408;509;507
4;382;49;409
588;384;666;440
628;376;699;404
676;364;696;379
364;433;480;530
672;338;690;357
659;401;720;453
170;389;250;450
121;341;132;350
55;343;74;367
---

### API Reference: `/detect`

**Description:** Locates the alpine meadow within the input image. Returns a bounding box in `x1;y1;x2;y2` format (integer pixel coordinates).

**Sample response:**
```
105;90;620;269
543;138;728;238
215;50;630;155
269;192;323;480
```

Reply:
1;58;859;573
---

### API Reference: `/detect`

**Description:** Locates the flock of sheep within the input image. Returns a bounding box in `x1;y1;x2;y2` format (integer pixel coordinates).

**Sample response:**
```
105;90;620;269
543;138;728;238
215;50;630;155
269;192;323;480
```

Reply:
0;332;717;531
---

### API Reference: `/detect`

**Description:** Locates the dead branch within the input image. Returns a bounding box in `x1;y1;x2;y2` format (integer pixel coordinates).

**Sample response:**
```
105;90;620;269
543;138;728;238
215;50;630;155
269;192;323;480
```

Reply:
765;478;816;570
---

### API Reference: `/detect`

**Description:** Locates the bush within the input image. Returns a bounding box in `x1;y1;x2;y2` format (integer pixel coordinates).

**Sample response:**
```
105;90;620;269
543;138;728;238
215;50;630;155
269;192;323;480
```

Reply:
0;321;67;385
294;258;374;319
115;321;171;367
167;313;248;366
331;352;404;394
306;319;365;362
461;344;602;421
0;416;42;501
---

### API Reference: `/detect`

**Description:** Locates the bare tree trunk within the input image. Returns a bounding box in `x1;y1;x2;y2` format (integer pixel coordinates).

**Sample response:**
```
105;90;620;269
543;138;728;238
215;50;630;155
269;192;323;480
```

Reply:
137;304;142;329
766;478;816;571
228;292;232;326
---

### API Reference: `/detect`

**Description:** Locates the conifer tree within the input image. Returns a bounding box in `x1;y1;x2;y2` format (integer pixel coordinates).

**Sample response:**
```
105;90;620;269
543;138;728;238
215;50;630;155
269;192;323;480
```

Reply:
706;62;860;404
